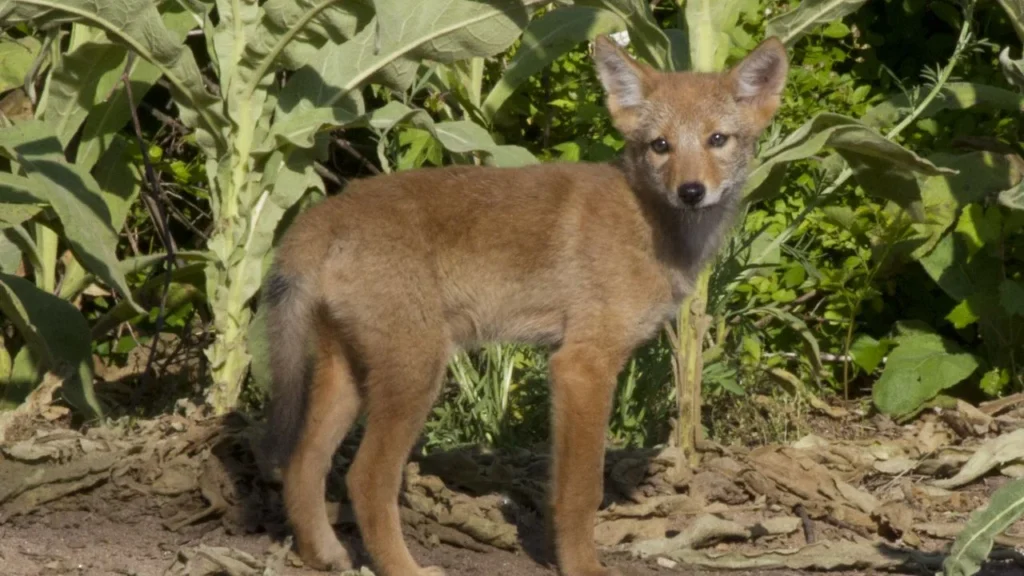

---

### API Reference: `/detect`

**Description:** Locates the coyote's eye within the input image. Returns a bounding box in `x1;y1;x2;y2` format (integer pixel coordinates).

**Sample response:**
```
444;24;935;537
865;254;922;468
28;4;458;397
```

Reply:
708;133;729;148
650;137;670;154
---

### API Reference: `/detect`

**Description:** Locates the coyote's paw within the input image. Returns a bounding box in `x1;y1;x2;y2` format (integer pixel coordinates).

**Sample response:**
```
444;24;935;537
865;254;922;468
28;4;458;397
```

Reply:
298;538;352;572
417;567;447;576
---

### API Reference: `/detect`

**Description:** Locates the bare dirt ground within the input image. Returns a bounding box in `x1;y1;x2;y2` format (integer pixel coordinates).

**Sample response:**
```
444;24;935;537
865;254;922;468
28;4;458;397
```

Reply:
1;389;1024;576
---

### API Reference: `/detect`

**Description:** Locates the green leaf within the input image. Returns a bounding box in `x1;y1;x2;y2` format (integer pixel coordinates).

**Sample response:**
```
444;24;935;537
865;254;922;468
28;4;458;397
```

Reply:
368;101;537;167
919;233;1003;302
481;6;625;119
276;0;528;127
999;279;1024;317
872;331;979;417
765;0;869;47
943;478;1024;576
821;21;851;38
3;0;226;154
0;120;136;306
946;299;980;329
979;368;1010;396
745;113;954;214
0;230;22;273
41;26;126;149
75;6;197;170
864;83;1024;130
0;36;41;93
0;272;100;417
850;334;890;373
782;265;806;288
252;0;373;73
0;203;41;228
955;204;1001;255
577;0;673;70
683;0;748;71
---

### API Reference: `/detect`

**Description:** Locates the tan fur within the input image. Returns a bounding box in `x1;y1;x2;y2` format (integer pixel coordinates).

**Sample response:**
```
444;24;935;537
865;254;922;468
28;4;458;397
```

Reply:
263;36;788;576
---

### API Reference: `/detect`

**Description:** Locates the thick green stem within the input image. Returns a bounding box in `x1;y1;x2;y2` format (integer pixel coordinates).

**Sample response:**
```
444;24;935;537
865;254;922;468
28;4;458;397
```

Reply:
675;268;710;465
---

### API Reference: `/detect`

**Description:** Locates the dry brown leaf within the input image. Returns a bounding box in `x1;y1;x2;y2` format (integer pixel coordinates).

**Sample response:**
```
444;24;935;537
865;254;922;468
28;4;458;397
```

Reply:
932;429;1024;488
664;540;938;571
629;514;750;557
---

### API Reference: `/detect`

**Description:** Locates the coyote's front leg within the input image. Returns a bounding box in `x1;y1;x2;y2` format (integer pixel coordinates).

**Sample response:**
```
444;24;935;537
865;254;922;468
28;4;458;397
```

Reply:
550;339;629;576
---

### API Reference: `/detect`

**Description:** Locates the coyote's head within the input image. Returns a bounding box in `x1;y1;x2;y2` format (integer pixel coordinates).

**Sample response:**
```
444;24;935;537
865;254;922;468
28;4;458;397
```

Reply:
593;35;788;211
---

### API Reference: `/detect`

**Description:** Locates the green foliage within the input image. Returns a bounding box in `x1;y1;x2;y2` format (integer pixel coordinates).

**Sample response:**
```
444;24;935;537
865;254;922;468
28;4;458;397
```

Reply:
872;326;980;417
0;0;1022;451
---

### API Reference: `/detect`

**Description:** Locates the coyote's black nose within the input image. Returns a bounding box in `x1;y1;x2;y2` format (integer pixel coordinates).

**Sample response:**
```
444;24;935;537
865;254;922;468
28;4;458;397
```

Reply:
678;182;706;206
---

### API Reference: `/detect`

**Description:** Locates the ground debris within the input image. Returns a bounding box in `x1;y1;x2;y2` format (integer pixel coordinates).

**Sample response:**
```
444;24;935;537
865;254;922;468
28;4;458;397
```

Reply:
1;401;1023;575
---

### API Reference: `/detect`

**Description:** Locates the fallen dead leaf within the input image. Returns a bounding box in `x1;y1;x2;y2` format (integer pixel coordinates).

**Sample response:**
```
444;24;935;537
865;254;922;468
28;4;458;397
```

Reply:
932;429;1024;489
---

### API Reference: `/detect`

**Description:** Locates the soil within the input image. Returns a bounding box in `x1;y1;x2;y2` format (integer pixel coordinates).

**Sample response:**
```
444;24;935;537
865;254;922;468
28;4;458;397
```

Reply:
1;396;1024;576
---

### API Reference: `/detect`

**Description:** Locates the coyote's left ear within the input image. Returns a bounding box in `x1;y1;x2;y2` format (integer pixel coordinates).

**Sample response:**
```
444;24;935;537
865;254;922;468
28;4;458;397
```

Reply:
593;35;656;135
729;37;789;129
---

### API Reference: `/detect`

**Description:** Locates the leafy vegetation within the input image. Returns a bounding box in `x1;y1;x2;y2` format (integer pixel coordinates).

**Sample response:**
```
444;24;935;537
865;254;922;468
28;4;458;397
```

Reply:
0;0;1021;456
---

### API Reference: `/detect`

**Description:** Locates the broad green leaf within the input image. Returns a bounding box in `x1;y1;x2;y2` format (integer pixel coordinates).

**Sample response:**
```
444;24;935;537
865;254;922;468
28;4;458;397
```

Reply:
0;36;40;93
765;0;869;47
0;120;136;306
75;6;198;170
577;0;673;70
746;113;954;215
684;0;750;71
368;102;538;167
91;135;141;232
258;103;363;151
0;203;41;228
1;0;226;155
481;6;626;119
249;0;373;73
943;477;1024;576
955;204;1001;255
864;83;1024;129
0;272;100;417
1000;280;1024;317
41;26;125;148
0;230;22;272
919;233;1003;303
872;331;979;417
276;0;528;124
850;334;890;373
212;0;261;92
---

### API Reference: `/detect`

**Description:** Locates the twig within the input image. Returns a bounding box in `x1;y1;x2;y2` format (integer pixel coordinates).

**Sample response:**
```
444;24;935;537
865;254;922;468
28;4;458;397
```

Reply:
122;52;178;383
794;503;815;544
335;137;381;175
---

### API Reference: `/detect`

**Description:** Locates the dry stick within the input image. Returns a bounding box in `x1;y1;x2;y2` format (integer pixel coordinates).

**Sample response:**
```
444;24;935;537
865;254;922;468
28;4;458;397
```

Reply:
794;503;815;544
122;52;179;384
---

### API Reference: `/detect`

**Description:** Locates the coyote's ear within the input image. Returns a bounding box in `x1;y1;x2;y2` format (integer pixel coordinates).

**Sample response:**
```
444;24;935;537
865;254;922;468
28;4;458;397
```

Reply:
593;35;655;134
729;36;789;129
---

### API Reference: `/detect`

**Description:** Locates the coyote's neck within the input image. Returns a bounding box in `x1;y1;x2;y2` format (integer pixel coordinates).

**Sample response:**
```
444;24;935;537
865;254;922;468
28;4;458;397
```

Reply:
611;156;741;296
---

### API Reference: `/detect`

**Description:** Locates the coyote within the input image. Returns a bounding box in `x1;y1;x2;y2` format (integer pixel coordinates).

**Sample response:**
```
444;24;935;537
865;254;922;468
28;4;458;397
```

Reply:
262;34;788;576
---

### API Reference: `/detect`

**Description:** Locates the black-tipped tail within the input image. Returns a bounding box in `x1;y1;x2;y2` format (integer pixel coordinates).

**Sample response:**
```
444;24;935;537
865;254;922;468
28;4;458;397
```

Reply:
260;269;314;471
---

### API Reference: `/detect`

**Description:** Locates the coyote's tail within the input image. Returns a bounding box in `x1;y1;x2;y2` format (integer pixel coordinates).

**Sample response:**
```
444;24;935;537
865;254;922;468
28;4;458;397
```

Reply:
260;268;315;470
